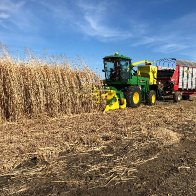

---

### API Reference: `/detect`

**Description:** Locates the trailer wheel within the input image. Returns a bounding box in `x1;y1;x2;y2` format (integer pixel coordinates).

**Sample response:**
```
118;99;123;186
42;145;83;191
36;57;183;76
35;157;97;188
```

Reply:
125;87;142;108
173;91;182;102
146;90;156;106
182;95;190;100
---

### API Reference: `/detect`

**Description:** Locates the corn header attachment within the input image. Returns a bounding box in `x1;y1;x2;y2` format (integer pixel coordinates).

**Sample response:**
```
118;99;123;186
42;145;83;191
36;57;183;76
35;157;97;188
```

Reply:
93;88;126;112
102;89;126;112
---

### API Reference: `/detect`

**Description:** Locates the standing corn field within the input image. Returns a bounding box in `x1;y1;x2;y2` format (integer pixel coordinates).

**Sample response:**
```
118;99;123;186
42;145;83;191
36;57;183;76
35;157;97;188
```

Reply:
0;52;102;121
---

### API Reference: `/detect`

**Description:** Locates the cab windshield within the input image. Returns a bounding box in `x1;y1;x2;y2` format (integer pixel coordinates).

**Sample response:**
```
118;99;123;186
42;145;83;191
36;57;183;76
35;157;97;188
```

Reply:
104;59;130;81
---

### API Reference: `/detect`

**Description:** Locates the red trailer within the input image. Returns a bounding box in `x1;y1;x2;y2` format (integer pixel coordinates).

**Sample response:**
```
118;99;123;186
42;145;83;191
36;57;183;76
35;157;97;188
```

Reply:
156;58;196;102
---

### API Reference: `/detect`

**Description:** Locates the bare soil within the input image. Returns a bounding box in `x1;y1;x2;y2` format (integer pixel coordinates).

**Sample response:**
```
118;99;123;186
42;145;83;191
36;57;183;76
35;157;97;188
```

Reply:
0;99;195;196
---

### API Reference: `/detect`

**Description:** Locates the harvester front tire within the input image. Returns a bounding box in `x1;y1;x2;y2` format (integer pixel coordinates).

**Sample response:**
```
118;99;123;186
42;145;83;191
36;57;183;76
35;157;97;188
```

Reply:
125;87;141;108
146;90;156;106
173;91;182;102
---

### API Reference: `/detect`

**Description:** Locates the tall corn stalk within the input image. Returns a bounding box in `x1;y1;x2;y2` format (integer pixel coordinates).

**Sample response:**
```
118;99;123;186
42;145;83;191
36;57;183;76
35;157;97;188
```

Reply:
0;52;102;121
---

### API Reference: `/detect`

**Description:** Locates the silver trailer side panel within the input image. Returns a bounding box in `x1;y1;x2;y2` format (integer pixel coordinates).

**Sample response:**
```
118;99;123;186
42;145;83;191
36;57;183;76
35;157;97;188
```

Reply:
193;68;196;90
177;60;196;90
183;67;188;89
188;68;193;89
179;66;183;89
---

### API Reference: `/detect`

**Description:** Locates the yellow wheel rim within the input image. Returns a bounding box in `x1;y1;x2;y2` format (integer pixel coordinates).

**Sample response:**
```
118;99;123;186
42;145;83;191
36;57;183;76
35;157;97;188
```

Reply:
152;94;156;104
133;92;139;104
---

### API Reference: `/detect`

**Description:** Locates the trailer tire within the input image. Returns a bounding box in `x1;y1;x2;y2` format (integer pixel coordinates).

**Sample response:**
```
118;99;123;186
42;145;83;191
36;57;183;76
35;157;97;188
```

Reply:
182;95;190;100
173;91;182;102
146;90;156;106
125;87;141;108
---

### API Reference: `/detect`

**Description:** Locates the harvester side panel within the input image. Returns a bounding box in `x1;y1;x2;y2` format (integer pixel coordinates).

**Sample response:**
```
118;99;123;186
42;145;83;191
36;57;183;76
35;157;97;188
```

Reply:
138;65;157;85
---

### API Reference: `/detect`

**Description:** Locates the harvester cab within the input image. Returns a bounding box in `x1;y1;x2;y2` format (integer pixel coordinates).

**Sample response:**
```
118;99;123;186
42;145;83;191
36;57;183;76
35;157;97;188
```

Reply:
103;52;132;83
101;53;158;112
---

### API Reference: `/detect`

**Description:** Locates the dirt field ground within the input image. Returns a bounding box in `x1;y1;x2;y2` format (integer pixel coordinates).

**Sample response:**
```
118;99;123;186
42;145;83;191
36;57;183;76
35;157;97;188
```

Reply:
0;99;195;195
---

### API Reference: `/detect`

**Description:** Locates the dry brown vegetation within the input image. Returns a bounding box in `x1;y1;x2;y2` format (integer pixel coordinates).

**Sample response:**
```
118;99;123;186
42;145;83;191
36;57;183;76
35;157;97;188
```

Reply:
0;50;102;121
0;100;195;195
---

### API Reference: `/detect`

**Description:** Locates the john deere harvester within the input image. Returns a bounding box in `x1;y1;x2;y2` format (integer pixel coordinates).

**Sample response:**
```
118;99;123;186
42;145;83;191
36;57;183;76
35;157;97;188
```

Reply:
101;52;158;111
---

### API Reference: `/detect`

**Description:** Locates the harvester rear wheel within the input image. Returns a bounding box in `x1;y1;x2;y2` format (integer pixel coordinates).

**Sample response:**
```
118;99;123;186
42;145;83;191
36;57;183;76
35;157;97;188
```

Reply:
173;91;182;102
146;90;156;105
125;87;141;108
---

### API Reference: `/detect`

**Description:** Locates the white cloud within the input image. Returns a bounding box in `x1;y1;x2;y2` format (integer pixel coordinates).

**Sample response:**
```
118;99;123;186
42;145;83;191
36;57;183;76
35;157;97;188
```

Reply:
0;0;42;32
129;12;196;57
132;34;190;54
0;12;9;19
39;0;133;41
0;0;26;29
155;43;188;53
76;14;132;40
0;0;25;12
76;0;106;13
74;0;133;40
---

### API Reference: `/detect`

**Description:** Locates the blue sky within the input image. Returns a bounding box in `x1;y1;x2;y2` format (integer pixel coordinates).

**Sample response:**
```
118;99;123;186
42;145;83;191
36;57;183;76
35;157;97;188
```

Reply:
0;0;196;75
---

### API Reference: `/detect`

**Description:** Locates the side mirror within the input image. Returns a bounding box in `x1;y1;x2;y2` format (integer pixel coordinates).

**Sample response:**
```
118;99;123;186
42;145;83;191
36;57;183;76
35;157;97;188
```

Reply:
102;69;105;72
